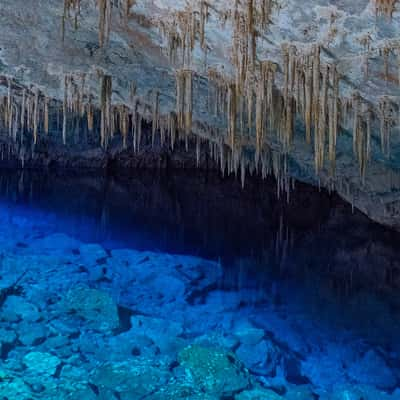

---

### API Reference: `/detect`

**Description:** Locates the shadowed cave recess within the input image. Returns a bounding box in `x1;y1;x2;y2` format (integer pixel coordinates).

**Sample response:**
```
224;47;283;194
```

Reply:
0;0;400;399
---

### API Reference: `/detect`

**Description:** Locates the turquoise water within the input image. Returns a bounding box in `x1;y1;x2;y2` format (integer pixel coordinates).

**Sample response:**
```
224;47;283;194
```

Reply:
0;171;399;399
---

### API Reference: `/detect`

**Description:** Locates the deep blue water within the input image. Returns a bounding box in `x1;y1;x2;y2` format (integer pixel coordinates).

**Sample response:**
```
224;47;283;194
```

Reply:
0;169;399;399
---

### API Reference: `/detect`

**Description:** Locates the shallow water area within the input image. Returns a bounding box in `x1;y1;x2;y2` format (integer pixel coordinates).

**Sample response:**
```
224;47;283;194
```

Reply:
0;170;399;399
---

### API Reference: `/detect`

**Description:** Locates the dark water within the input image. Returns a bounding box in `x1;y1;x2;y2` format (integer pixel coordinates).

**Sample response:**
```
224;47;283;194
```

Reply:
0;169;399;399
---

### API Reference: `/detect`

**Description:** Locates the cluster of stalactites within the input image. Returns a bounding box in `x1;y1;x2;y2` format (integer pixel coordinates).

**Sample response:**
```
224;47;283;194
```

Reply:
279;45;340;176
375;0;398;19
378;96;397;157
62;0;138;46
377;42;400;86
62;0;81;41
230;0;275;94
0;78;57;147
62;73;88;145
159;2;209;67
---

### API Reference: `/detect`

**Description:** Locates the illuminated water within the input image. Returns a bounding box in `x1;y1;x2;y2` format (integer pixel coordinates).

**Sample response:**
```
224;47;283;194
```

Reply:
0;170;399;399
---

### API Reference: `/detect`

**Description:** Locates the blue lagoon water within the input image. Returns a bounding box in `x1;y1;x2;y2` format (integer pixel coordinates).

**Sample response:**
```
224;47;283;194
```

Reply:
0;170;399;399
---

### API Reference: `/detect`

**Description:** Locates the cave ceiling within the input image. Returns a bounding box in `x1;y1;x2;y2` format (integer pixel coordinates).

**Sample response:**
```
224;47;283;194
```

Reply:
0;0;400;227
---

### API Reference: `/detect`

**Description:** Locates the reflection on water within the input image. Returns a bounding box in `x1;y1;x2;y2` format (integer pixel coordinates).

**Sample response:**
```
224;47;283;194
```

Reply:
0;169;399;399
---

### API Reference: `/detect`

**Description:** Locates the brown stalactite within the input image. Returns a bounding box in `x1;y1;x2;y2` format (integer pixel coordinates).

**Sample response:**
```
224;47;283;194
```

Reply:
98;0;112;47
100;74;112;148
44;97;49;135
33;88;39;145
63;76;68;145
304;55;313;145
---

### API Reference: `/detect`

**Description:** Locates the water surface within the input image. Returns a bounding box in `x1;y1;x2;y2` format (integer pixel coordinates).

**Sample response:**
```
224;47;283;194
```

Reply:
0;169;399;399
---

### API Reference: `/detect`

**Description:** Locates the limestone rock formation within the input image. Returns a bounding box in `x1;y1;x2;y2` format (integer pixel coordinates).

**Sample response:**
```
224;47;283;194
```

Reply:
0;0;400;228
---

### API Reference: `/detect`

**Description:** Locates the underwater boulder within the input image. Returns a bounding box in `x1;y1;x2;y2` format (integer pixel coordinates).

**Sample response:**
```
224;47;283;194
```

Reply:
0;328;17;357
90;359;171;398
234;387;283;399
31;233;82;254
0;373;33;400
78;243;108;266
177;344;251;396
193;331;239;350
150;381;221;400
23;351;61;377
319;383;395;399
2;295;41;323
233;319;265;345
17;321;48;346
62;285;120;332
235;338;284;377
347;349;397;390
129;315;185;355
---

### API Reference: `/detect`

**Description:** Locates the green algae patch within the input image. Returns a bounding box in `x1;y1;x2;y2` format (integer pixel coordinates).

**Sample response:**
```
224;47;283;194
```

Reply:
178;344;250;396
63;286;119;332
90;359;171;398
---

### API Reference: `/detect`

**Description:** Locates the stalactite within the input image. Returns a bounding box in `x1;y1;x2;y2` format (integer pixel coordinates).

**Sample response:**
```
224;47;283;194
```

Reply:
98;0;112;47
120;105;129;149
397;50;400;86
62;0;81;42
227;82;237;152
63;76;68;145
33;88;39;145
352;93;361;157
196;135;201;167
152;91;160;147
8;100;13;138
176;69;193;136
375;0;398;19
379;96;393;156
21;89;26;138
382;45;391;81
315;65;328;173
12;104;18;143
6;79;12;135
247;0;256;69
168;111;177;150
100;75;112;148
328;65;339;174
44;97;49;135
366;108;372;163
304;55;313;144
87;96;94;132
255;79;264;163
312;45;321;135
199;1;209;50
121;0;136;26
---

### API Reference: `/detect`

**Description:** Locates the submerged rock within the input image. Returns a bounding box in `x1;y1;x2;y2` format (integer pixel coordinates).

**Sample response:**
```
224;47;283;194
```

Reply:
129;315;186;356
235;387;283;399
78;243;108;266
23;351;61;377
347;349;397;390
31;233;81;254
236;340;276;375
0;328;17;355
320;383;396;400
90;359;171;398
17;321;48;346
178;344;250;396
2;295;41;322
233;320;265;345
62;285;119;332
